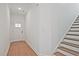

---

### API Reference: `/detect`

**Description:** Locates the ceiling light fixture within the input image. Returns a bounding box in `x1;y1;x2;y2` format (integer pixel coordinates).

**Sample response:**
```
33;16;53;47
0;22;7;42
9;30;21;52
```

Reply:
18;8;22;10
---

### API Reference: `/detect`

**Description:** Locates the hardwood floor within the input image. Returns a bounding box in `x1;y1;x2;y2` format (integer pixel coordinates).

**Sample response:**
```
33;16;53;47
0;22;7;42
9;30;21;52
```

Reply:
7;41;37;56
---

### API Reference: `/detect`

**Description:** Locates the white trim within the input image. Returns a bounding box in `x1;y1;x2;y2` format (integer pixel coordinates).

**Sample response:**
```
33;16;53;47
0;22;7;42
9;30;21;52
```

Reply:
5;41;10;56
10;39;25;42
25;39;40;56
4;4;11;56
38;51;53;56
51;15;79;55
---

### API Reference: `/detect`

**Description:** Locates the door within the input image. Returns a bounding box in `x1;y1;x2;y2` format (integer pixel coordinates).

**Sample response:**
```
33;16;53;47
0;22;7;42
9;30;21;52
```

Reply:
14;23;24;40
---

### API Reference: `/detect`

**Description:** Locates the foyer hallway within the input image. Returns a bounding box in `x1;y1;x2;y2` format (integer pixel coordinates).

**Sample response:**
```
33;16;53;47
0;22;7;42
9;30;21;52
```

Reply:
7;41;37;56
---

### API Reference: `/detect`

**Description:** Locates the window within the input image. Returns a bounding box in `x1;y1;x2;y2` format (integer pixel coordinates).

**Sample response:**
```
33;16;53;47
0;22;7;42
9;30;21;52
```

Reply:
15;24;21;27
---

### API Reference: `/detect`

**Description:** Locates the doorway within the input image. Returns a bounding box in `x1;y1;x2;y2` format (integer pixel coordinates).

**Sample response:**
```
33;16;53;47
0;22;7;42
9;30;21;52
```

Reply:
10;12;25;42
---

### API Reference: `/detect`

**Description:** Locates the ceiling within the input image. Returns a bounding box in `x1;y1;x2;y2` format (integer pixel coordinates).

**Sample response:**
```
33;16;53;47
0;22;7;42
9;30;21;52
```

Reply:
8;3;37;15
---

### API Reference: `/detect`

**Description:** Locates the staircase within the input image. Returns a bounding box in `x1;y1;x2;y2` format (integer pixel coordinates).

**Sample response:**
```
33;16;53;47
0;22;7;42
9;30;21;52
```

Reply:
54;16;79;56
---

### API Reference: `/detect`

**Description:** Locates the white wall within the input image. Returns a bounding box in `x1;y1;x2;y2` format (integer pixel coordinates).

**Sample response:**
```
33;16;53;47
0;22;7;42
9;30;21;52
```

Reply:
10;13;25;42
25;3;79;55
39;3;79;55
51;3;79;53
39;4;52;55
0;4;10;55
25;5;40;54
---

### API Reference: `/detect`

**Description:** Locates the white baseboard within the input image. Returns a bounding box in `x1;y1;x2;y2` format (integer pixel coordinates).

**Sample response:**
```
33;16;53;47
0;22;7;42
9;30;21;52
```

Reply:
10;39;25;42
25;39;53;56
24;39;53;56
38;51;53;56
5;41;10;56
25;39;40;56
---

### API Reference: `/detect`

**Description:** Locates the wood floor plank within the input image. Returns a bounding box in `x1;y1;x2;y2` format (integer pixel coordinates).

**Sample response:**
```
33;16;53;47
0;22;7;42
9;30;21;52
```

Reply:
7;41;37;56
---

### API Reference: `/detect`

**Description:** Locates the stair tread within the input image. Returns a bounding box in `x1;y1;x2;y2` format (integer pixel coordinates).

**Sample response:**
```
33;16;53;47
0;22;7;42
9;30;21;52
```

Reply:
66;33;79;36
61;41;79;48
54;52;65;56
71;27;79;28
60;43;79;52
58;46;79;56
69;30;79;32
72;24;79;25
64;37;79;41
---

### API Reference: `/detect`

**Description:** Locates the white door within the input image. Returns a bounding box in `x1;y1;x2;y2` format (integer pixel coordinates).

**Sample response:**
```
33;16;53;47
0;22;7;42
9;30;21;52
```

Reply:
10;14;25;42
14;23;24;40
